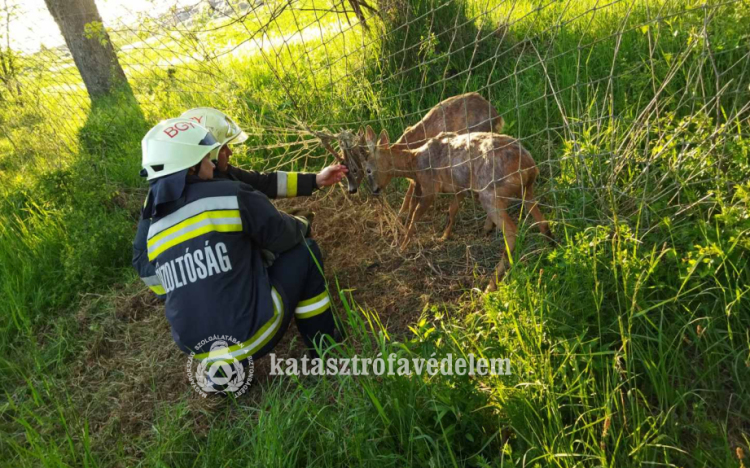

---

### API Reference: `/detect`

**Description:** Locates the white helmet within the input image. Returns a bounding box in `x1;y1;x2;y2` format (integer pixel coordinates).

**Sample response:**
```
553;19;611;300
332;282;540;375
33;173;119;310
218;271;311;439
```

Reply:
179;107;249;146
141;118;222;180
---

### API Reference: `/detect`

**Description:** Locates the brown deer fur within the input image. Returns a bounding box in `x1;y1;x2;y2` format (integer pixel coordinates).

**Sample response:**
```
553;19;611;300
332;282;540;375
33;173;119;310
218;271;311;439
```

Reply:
354;93;503;213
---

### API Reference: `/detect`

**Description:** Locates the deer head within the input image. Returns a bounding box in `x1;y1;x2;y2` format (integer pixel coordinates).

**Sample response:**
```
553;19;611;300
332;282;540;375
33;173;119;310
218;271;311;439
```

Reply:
337;128;368;194
363;125;394;195
314;130;362;194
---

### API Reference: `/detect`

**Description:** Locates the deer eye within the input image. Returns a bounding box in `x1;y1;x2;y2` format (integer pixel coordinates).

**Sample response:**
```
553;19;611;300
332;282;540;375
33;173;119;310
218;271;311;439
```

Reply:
366;168;372;175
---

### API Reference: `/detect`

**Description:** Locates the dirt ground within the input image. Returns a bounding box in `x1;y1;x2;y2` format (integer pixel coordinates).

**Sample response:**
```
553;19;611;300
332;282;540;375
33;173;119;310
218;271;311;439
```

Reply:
276;187;505;330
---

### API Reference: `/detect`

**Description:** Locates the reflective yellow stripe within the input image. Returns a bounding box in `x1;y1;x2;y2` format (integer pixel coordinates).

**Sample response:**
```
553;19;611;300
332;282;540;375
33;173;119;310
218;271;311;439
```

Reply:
195;288;284;362
148;196;239;238
148;210;239;247
287;172;298;197
297;291;327;307
295;291;331;319
142;275;164;295
296;301;330;319
148;223;242;261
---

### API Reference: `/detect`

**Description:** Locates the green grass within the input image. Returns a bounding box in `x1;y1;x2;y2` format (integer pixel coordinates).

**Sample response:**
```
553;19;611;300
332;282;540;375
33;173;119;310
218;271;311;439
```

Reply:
1;0;749;466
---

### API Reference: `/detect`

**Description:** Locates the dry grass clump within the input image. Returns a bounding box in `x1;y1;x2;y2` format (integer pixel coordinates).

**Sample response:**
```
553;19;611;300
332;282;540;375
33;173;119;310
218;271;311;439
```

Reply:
277;186;550;330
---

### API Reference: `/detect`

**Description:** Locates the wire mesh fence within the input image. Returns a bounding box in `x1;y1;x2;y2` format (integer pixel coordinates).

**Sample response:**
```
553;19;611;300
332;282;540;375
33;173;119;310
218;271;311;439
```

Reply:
2;0;749;272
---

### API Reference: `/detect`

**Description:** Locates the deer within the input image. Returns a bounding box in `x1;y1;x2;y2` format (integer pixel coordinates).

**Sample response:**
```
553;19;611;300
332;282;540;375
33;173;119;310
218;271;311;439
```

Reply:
387;93;505;223
363;127;552;292
319;93;503;199
339;93;503;202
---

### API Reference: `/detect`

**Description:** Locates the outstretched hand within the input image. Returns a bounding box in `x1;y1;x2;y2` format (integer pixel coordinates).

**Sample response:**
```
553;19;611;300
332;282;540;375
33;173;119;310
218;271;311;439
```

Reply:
315;164;348;188
215;145;233;173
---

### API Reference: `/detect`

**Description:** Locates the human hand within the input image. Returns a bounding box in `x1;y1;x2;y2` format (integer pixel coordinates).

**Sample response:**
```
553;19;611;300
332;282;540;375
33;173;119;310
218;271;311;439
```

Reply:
315;164;348;188
216;145;232;173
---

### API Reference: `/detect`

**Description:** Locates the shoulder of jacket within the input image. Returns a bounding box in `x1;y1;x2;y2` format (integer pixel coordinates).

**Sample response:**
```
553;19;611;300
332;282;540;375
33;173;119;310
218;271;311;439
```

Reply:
185;179;242;198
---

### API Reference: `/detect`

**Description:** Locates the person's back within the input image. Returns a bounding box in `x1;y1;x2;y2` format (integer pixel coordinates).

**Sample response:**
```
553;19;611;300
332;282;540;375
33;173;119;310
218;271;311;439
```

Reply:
148;176;277;355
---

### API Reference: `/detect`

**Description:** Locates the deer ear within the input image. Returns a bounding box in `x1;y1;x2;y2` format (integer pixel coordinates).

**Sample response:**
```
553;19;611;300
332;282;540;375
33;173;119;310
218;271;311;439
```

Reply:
357;126;365;140
378;129;390;148
365;125;376;144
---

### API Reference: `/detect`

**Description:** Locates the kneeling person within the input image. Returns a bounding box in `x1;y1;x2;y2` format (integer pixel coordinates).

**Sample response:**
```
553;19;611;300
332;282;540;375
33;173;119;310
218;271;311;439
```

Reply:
138;117;340;365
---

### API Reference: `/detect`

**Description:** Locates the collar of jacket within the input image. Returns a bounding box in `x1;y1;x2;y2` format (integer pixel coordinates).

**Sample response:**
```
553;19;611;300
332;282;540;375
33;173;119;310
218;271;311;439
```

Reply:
148;169;188;217
186;173;220;184
210;163;234;181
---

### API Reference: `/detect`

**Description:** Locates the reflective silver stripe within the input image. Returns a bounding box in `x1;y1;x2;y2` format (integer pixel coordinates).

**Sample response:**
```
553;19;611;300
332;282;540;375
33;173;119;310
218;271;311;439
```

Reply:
204;289;284;362
141;275;162;287
147;216;242;256
295;295;330;315
277;172;288;197
148;196;239;239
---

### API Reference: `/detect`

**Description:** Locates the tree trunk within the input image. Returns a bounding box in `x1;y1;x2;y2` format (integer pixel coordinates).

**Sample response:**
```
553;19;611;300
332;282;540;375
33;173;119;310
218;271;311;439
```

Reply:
43;0;127;99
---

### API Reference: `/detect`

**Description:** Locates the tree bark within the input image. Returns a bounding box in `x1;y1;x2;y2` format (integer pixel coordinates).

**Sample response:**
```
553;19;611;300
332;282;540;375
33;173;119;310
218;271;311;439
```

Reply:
43;0;127;99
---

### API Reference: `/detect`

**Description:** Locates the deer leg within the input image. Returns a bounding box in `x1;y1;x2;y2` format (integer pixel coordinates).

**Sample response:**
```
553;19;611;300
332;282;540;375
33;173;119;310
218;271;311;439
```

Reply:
397;180;416;222
440;192;465;241
405;182;422;227
523;184;554;244
472;191;495;234
402;192;434;250
479;193;517;292
482;217;495;235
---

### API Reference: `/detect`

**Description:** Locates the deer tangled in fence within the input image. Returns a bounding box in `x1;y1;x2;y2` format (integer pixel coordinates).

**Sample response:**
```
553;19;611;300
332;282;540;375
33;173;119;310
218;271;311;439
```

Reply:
363;127;552;292
329;93;502;196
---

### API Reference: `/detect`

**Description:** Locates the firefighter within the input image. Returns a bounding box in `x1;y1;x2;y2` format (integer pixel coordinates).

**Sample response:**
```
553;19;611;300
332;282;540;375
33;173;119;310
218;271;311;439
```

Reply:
133;108;346;299
133;114;346;363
